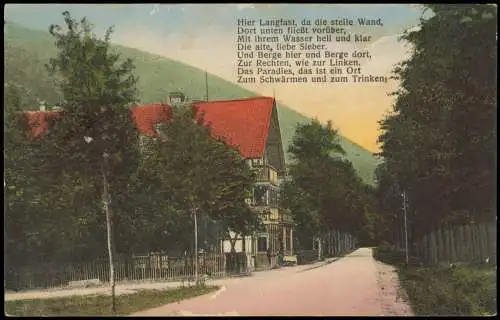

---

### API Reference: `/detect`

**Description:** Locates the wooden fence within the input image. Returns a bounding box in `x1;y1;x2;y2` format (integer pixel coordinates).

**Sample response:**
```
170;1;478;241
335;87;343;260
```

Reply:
413;223;497;266
7;252;252;291
7;230;359;291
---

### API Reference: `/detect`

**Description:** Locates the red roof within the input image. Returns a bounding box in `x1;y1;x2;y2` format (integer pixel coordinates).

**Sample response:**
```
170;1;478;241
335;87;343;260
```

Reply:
25;111;62;138
193;97;274;158
26;97;276;159
130;103;172;136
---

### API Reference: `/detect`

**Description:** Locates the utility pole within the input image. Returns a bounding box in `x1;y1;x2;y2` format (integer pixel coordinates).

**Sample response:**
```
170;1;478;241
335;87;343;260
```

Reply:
402;191;409;265
205;71;209;102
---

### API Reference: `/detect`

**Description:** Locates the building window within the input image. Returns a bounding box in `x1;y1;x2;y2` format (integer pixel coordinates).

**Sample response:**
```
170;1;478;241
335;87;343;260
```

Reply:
251;158;263;167
268;188;278;208
257;237;268;252
253;185;268;206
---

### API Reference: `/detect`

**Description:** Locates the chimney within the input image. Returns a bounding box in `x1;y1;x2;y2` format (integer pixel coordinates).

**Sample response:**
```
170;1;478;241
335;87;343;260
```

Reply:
39;101;46;112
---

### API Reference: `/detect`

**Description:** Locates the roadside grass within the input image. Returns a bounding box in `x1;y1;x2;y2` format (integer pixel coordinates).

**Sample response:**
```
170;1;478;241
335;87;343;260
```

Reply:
373;246;497;316
5;284;219;316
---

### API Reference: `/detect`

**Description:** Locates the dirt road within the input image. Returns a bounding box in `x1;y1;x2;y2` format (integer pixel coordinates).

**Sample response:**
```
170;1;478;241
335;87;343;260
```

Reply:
131;248;414;316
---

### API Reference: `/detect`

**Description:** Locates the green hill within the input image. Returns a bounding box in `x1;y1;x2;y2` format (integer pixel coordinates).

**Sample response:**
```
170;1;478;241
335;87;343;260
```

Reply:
4;22;380;185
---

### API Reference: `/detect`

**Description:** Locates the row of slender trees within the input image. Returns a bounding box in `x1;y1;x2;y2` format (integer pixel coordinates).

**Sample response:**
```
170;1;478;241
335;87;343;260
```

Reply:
374;4;496;246
4;11;261;275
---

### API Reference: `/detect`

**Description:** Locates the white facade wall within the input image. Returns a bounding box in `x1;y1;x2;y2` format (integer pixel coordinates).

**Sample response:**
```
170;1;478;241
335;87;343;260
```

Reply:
222;235;254;253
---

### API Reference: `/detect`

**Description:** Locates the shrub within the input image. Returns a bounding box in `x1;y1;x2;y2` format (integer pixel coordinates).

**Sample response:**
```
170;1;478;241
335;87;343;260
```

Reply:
398;265;496;315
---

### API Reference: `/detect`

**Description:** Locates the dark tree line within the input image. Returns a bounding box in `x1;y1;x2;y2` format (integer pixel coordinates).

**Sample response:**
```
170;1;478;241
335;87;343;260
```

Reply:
375;4;497;245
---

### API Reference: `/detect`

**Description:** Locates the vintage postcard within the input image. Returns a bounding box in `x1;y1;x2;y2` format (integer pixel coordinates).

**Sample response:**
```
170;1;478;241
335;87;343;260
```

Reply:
4;3;497;317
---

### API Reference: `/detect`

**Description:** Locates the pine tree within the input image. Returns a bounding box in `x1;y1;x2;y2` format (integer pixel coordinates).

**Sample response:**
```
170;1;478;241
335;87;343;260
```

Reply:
282;120;368;250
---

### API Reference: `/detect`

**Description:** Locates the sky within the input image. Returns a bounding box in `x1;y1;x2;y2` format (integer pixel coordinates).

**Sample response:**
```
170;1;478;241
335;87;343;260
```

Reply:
5;4;427;152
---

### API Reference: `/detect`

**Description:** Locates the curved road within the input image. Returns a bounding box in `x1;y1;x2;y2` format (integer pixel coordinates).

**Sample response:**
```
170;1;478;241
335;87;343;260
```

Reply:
131;248;414;316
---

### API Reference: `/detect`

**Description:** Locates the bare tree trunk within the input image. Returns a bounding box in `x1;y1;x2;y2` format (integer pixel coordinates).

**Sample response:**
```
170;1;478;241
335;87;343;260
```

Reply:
317;236;322;261
101;158;115;314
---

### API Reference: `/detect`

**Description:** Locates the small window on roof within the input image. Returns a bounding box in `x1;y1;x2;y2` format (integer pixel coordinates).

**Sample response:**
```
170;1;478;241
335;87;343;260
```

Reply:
154;123;162;136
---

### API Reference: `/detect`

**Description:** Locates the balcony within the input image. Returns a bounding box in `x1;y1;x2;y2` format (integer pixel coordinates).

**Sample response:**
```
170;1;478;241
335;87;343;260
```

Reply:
251;184;279;209
258;208;280;223
254;166;278;185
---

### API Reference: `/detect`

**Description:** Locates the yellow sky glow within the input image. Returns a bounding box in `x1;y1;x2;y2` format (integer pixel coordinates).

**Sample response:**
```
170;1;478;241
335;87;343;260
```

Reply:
113;25;411;153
